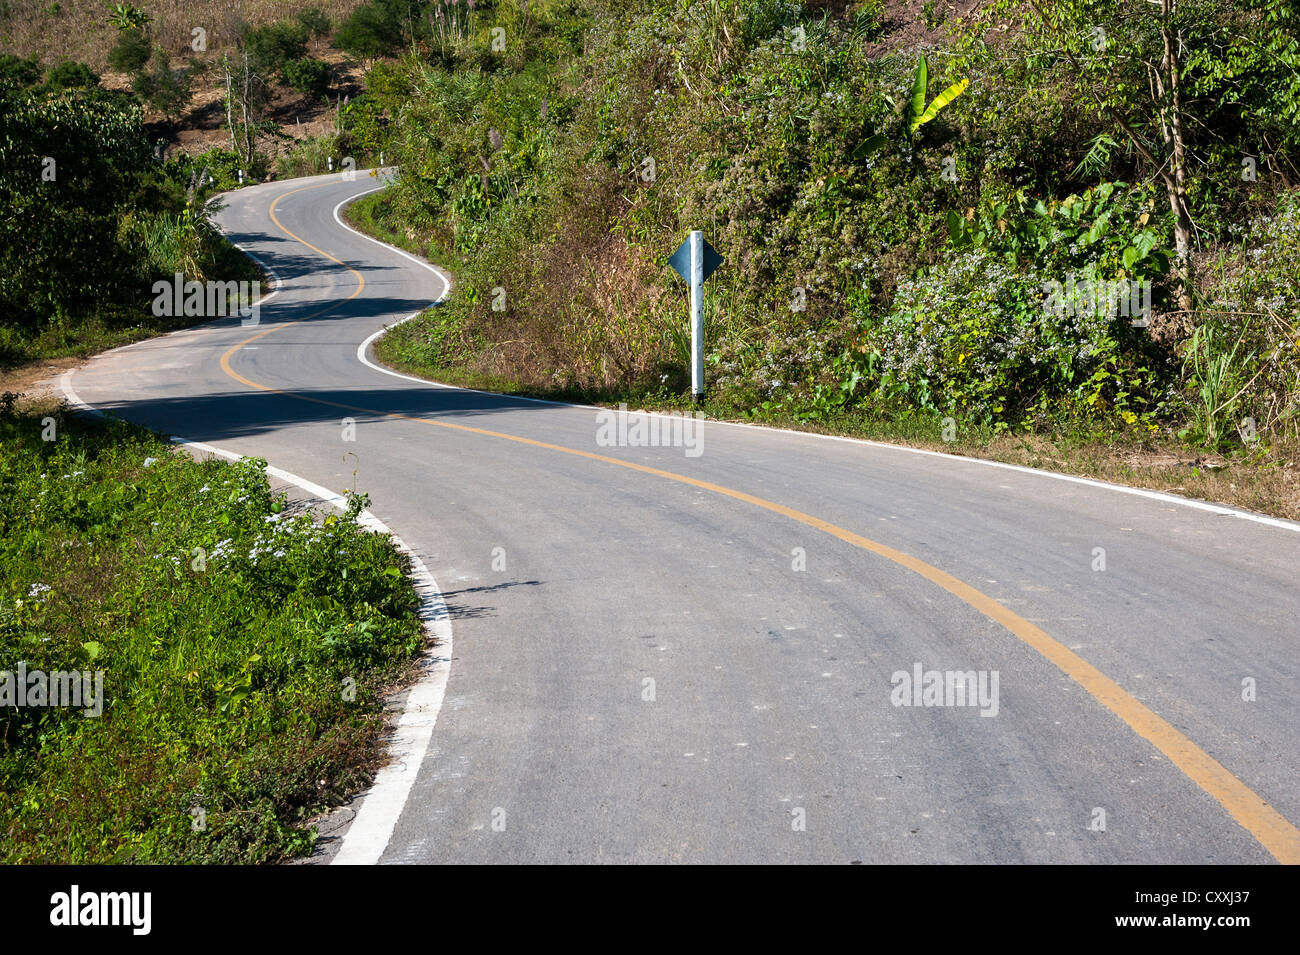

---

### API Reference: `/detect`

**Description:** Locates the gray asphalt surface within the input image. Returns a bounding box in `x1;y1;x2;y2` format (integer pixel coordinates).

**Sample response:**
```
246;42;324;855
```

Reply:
66;171;1300;863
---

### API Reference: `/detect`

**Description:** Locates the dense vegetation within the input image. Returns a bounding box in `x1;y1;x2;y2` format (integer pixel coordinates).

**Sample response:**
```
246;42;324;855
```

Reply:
316;0;1300;457
0;64;258;366
0;405;422;862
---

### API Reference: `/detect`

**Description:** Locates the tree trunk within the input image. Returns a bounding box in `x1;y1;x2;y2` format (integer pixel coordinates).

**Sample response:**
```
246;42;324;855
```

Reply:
1160;0;1194;312
241;50;253;166
224;58;236;158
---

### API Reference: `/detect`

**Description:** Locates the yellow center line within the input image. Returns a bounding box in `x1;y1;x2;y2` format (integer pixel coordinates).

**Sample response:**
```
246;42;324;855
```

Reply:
219;184;368;363
219;179;1300;864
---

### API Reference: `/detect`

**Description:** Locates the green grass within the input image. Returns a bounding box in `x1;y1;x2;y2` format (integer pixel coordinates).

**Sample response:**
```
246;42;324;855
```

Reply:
0;403;424;863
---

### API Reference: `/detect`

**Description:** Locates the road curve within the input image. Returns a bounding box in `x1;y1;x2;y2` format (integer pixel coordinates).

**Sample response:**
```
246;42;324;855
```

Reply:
66;171;1300;864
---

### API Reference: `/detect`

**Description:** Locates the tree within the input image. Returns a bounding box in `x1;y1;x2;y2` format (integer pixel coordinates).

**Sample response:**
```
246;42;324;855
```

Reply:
0;85;151;324
243;21;309;78
971;0;1300;312
335;2;405;63
108;27;152;74
296;7;333;44
133;52;192;125
218;45;274;169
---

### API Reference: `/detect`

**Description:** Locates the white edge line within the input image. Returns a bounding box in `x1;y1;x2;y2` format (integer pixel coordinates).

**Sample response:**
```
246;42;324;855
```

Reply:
57;335;451;869
221;173;457;865
332;174;1300;536
328;175;459;375
206;185;284;310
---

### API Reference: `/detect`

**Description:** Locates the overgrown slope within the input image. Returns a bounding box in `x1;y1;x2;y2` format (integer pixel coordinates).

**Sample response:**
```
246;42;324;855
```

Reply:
336;0;1299;462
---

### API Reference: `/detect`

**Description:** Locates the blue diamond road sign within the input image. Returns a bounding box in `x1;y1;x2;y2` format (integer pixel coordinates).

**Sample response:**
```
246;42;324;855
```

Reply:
668;236;723;283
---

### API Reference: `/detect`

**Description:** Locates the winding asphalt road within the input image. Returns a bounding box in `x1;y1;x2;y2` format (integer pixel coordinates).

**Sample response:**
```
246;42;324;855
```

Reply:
64;171;1300;864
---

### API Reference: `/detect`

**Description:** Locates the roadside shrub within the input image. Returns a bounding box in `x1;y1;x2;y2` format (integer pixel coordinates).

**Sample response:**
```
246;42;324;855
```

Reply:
171;146;267;192
854;249;1165;426
275;133;351;179
1195;191;1300;442
0;410;423;863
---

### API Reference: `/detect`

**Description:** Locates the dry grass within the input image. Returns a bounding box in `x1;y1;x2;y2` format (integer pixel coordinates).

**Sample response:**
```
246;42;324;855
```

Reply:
0;357;82;403
0;0;364;72
766;415;1300;521
977;433;1300;521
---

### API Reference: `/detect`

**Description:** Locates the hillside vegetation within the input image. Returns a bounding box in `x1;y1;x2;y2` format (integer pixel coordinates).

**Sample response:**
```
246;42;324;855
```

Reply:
0;74;261;364
318;0;1299;480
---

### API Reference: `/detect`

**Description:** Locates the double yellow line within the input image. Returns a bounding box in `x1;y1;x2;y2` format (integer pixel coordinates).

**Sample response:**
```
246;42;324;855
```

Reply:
220;180;1300;864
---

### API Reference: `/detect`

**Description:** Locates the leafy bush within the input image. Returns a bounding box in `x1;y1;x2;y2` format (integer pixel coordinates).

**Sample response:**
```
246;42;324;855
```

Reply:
131;52;191;121
42;60;98;93
0;54;41;89
0;86;258;366
283;57;331;98
296;6;333;40
854;249;1165;426
335;0;405;61
1195;193;1300;443
275;133;350;179
243;20;309;78
107;27;151;74
172;146;268;192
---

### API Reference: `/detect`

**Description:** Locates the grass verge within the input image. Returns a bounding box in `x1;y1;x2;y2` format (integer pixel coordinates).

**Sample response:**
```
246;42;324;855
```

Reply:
0;399;424;863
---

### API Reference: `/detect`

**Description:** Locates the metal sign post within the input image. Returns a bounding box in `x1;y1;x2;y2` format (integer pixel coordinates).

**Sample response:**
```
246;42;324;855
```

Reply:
668;231;723;402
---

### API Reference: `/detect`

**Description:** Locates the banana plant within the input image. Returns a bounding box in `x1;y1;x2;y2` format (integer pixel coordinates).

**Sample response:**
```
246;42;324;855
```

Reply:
105;3;151;31
853;55;969;159
908;56;969;134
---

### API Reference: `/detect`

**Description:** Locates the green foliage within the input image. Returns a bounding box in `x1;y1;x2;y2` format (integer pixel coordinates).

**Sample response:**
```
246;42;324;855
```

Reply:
0;85;149;327
850;250;1167;426
1196;193;1300;442
42;60;98;93
172;146;268;193
946;182;1169;276
0;410;422;863
851;0;886;40
243;20;309;78
335;1;406;61
296;7;333;40
104;1;150;31
131;52;191;122
1179;321;1254;447
921;0;945;30
107;27;151;74
282;57;331;99
275;133;351;179
0;87;256;366
0;54;41;89
353;0;1298;445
